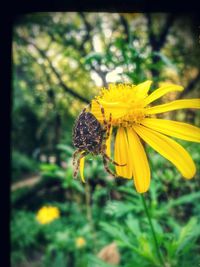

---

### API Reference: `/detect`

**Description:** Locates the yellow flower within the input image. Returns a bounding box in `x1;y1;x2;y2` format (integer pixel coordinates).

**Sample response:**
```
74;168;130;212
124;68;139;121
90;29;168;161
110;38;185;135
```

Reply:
85;80;200;193
75;237;86;248
36;206;60;224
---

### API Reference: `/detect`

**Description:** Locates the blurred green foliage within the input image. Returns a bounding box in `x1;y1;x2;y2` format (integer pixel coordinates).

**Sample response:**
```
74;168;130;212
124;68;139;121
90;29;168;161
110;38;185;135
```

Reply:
11;12;200;267
12;151;38;181
11;142;200;267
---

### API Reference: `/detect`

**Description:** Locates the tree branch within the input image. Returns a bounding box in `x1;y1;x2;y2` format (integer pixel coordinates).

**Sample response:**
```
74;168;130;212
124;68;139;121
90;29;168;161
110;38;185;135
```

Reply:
146;13;175;51
157;14;175;51
146;14;175;79
119;14;129;43
180;70;200;98
79;12;108;87
79;12;94;52
146;13;157;49
19;36;90;104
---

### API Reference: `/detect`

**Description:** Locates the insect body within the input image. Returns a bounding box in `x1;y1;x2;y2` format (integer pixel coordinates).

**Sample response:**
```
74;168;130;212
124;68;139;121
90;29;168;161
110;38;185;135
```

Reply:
72;101;125;178
73;112;103;154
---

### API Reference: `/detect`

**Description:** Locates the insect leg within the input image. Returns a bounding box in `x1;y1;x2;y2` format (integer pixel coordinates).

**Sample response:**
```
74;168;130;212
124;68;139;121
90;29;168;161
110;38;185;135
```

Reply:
93;99;108;128
103;157;117;177
105;113;112;140
103;153;126;166
72;148;82;166
81;102;92;114
73;151;88;178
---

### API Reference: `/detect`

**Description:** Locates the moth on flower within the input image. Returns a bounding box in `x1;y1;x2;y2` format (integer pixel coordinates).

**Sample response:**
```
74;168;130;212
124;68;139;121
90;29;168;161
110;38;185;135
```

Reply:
73;81;200;193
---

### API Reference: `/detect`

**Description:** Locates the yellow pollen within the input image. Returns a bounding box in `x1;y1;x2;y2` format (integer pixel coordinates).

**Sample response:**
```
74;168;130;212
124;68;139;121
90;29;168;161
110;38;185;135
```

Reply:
112;108;145;127
91;83;148;127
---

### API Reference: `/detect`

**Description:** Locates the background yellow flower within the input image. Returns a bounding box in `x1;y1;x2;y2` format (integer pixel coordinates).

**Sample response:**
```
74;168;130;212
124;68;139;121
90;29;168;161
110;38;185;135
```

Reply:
75;237;86;248
36;206;60;225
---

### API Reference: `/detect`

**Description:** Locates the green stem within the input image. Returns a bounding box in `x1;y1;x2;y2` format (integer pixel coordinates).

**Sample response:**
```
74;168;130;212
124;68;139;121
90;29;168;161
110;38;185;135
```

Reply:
85;182;97;253
141;194;165;267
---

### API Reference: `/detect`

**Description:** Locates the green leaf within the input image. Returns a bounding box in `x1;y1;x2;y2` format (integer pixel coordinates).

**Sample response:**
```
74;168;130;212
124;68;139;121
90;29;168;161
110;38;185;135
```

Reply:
154;51;178;71
104;201;136;218
175;218;200;255
84;52;103;65
56;144;74;156
167;192;200;210
125;214;141;237
87;254;116;267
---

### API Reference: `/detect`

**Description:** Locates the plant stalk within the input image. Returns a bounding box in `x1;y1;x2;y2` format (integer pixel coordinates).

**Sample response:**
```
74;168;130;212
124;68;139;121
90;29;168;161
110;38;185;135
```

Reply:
141;194;165;267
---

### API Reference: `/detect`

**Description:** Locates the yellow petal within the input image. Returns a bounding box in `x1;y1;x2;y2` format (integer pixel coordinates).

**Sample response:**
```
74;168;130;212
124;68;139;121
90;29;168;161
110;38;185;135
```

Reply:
80;157;85;183
141;118;200;143
127;128;151;193
91;99;128;121
133;125;196;179
114;127;132;179
144;84;184;106
106;126;112;157
134;80;152;99
145;99;200;115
